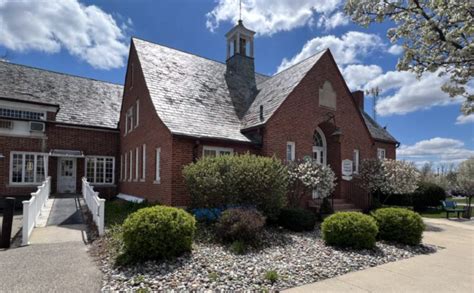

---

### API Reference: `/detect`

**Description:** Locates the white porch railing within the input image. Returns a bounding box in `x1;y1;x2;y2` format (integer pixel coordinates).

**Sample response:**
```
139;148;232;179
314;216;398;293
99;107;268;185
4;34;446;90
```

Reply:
82;177;105;236
22;176;51;245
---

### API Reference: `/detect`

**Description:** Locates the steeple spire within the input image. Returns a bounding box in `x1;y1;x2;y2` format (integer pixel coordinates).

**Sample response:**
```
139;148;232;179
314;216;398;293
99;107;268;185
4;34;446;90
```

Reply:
239;0;242;22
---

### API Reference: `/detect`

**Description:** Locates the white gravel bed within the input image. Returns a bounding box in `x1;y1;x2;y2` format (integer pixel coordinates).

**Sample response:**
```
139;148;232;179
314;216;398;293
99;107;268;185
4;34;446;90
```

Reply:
99;228;436;292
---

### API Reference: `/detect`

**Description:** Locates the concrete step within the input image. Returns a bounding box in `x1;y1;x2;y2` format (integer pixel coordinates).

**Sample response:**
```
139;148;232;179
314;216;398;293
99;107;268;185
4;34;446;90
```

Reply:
308;199;360;212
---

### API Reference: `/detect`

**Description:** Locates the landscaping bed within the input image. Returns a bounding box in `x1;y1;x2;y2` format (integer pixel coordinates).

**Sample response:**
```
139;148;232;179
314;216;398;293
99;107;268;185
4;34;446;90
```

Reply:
94;225;435;291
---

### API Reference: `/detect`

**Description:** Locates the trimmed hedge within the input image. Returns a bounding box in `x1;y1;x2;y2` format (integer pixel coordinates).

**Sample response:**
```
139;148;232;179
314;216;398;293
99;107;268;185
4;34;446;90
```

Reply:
372;208;424;245
277;208;317;231
183;153;288;220
322;212;378;249
412;182;446;211
122;206;196;260
216;208;265;242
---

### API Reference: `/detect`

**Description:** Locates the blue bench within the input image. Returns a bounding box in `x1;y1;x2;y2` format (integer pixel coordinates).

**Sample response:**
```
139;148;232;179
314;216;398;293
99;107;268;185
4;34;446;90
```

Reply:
441;201;466;219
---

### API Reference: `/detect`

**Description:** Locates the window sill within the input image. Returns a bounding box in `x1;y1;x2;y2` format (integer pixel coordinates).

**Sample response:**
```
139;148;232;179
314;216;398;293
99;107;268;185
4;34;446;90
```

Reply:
153;180;161;185
90;183;116;187
7;184;41;188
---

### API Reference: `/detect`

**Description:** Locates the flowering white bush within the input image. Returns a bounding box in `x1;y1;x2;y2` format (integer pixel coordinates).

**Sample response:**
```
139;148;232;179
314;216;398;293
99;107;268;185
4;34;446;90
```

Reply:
357;158;419;196
287;159;337;206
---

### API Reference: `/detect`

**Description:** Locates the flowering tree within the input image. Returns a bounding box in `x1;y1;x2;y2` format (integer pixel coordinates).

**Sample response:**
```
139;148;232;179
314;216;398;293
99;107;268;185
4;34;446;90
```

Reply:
344;0;474;115
287;159;337;207
456;157;474;218
357;158;419;203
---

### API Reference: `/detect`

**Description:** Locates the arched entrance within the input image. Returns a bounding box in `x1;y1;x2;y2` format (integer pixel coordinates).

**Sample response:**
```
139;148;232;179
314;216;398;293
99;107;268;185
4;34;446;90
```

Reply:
312;127;327;166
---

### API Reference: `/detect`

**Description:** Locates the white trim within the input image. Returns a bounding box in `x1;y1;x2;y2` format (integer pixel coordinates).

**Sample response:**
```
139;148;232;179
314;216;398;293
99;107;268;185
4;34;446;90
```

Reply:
9;152;49;186
120;154;123;181
155;147;161;184
134;147;139;181
0;99;58;113
55;124;119;133
135;99;139;129
117;193;145;203
84;156;115;185
377;148;386;160
286;141;296;161
202;146;234;157
313;127;327;165
353;149;360;174
129;150;132;182
124;152;128;182
141;144;146;182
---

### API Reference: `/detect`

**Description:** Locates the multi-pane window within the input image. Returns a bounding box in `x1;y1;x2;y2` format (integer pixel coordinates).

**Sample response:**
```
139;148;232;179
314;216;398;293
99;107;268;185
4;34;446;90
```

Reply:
85;157;114;184
202;146;233;157
141;144;146;181
353;149;360;173
155;148;161;183
135;147;139;181
286;142;295;161
129;150;133;181
124;152;128;182
124;99;139;135
10;152;47;184
0;108;45;120
377;148;386;160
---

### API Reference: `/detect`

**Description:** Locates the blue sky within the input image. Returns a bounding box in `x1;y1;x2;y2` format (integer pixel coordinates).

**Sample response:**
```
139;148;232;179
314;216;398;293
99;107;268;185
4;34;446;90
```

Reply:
0;0;472;167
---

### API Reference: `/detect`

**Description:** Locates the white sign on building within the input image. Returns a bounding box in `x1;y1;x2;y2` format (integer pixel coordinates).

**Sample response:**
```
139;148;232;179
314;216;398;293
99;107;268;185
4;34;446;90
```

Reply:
342;159;353;181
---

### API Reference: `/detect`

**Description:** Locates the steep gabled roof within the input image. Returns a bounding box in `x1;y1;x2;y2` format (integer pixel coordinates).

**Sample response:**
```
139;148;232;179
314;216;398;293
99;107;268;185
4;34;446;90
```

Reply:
0;61;122;129
241;50;326;129
133;38;268;143
361;111;398;143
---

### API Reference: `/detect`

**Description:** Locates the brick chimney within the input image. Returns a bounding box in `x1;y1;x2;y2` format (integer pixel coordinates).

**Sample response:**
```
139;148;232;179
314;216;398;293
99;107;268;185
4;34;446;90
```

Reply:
352;90;364;110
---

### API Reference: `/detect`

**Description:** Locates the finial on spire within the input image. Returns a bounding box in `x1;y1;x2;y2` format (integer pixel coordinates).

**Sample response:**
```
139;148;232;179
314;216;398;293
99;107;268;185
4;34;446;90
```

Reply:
239;0;242;22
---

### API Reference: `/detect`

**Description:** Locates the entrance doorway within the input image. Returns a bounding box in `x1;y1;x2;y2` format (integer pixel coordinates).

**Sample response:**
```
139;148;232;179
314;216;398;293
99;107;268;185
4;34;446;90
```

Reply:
57;158;76;193
312;128;327;199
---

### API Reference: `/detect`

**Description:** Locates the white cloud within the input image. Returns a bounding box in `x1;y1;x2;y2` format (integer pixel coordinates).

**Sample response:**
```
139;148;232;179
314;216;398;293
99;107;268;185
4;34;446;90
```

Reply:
206;0;344;36
368;69;466;116
317;11;349;30
342;64;383;90
455;114;474;125
398;137;474;166
388;44;403;55
277;31;383;72
0;0;129;69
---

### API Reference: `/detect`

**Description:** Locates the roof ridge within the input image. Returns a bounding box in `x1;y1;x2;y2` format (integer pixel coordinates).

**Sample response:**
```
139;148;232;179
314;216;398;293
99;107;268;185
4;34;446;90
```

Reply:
0;60;123;87
131;36;270;78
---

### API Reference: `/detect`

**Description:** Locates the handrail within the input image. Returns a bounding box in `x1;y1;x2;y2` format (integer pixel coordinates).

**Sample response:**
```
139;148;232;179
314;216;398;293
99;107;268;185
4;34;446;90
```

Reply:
81;177;105;235
22;176;51;245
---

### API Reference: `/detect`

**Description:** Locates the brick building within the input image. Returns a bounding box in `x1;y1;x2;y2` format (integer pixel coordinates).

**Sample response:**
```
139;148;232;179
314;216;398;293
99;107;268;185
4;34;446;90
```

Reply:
0;21;398;209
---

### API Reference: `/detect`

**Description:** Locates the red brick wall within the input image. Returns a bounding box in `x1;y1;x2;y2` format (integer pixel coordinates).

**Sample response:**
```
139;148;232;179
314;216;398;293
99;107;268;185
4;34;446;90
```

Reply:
118;42;174;205
261;51;395;208
0;124;119;198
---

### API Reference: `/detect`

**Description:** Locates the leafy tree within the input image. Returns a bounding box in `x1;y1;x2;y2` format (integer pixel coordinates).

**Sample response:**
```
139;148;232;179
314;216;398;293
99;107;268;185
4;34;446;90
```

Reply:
456;157;474;218
345;0;474;115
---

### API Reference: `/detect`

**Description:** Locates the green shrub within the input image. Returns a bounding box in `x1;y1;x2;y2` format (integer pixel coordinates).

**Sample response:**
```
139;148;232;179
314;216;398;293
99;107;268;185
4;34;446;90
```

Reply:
321;212;378;249
216;208;265;242
412;182;446;211
230;240;247;254
319;197;334;215
372;207;424;245
277;208;317;231
183;153;288;220
122;206;196;260
264;270;279;283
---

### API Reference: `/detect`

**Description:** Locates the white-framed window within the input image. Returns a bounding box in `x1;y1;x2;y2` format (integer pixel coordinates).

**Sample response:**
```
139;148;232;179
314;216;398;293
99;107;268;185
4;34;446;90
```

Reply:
286;141;295;161
124;152;128;182
129;150;133;181
85;156;115;184
154;147;161;184
135;147;139;181
312;128;327;165
125;107;133;134
377;148;386;160
134;100;139;129
10;152;48;185
202;146;233;157
120;154;123;181
353;149;360;173
0;108;46;121
141;144;146;182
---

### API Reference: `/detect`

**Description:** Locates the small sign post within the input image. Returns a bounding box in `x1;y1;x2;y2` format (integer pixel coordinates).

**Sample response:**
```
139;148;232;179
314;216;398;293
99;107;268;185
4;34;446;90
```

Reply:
341;159;353;181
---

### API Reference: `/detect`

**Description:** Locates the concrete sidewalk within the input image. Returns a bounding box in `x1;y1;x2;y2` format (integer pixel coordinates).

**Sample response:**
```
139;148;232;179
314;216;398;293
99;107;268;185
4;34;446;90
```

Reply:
286;218;474;293
0;195;102;293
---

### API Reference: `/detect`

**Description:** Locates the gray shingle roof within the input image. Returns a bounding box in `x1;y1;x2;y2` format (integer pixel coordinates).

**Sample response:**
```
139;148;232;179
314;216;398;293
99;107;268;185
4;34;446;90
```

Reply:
361;111;398;143
0;61;123;129
133;38;268;143
241;50;326;129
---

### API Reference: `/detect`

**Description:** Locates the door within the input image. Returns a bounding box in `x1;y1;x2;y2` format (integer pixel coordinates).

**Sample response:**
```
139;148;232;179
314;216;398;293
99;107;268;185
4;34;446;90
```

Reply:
57;158;76;193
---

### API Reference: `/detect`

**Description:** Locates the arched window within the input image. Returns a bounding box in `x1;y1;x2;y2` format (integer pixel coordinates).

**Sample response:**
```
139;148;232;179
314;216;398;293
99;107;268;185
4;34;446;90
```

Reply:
312;128;326;165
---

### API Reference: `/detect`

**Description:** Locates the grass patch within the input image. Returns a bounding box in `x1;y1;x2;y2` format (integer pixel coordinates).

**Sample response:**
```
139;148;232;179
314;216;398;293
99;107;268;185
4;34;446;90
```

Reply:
105;199;154;227
419;207;473;219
